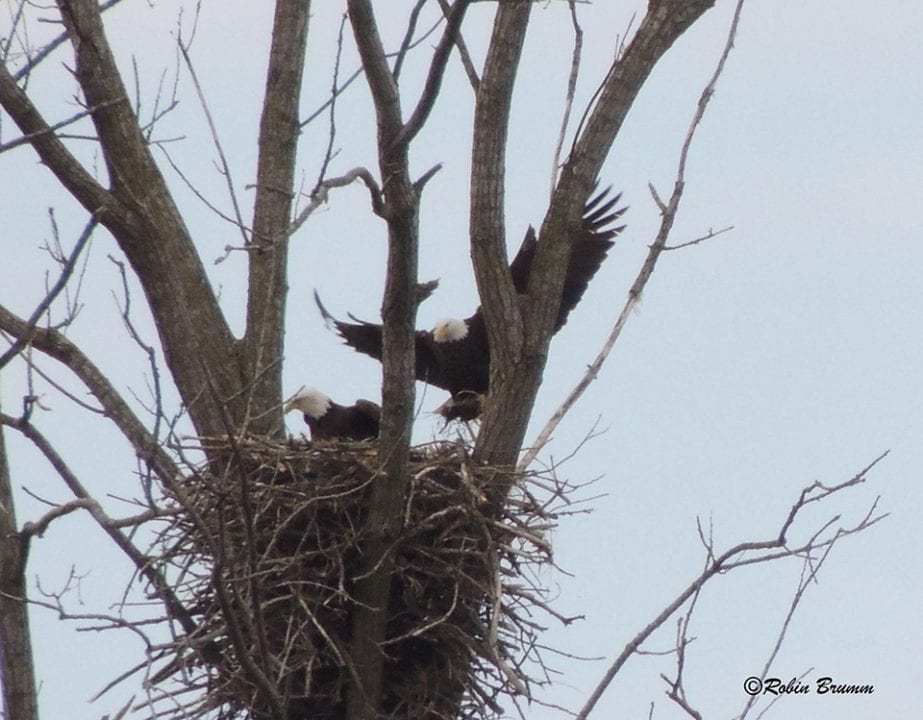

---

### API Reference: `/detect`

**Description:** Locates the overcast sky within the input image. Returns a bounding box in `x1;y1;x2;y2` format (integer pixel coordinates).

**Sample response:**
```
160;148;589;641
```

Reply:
2;2;921;719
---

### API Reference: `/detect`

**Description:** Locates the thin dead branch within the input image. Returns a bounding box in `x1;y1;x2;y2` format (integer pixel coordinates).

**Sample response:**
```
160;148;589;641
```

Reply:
176;41;249;247
392;0;473;152
574;450;887;720
312;12;350;197
0;307;182;486
0;413;197;636
550;1;584;198
434;0;480;91
291;167;384;237
0;215;96;370
0;98;120;154
521;0;746;471
392;0;429;82
8;0;125;83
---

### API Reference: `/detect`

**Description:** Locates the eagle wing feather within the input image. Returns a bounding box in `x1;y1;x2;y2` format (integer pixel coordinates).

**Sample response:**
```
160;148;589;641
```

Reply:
314;291;454;392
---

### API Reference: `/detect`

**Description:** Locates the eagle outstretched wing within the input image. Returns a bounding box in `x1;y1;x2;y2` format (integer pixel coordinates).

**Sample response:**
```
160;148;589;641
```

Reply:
313;291;453;392
313;183;627;410
489;185;627;331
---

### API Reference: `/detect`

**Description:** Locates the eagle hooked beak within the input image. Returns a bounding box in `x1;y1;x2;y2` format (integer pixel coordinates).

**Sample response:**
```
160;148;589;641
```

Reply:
283;386;307;414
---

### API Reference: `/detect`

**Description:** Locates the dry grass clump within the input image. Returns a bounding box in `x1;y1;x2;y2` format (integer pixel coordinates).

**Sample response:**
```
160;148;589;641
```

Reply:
146;435;564;720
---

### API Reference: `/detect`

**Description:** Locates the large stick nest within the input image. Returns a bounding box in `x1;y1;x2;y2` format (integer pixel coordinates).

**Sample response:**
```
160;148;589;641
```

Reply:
146;436;565;720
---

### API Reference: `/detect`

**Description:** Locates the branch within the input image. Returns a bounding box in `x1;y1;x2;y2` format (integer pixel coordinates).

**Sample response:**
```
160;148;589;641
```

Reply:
347;0;402;143
392;0;473;152
0;99;120;155
53;0;241;440
549;1;584;198
434;0;480;91
470;1;533;367
159;145;253;236
736;546;836;720
392;0;429;82
478;5;719;470
344;3;426;717
468;1;533;467
311;12;349;198
20;497;174;538
0;57;117;217
240;0;311;438
660;588;705;720
177;41;249;247
0;413;197;635
107;255;168;503
521;0;743;470
301;65;366;128
288;167;384;239
0;305;181;485
300;8;466;129
574;451;887;720
0;215;96;371
664;224;733;250
517;3;722;386
8;0;126;82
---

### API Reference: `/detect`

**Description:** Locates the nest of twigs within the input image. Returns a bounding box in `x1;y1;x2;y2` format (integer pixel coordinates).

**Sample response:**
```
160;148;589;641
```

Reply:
148;435;563;720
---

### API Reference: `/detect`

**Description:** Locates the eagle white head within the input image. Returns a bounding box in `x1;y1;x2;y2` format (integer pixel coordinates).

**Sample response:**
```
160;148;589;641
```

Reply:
433;317;468;343
284;386;331;419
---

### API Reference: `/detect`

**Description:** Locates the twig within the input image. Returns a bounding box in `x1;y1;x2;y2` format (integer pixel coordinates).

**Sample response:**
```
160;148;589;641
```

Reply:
0;99;121;154
434;0;480;91
176;40;249;247
392;0;429;82
522;0;746;472
665;224;734;250
10;0;126;82
41;207;91;323
737;545;838;720
108;254;167;504
661;587;705;719
550;1;584;198
288;167;384;241
573;450;885;720
392;0;473;152
158;145;253;238
300;11;450;129
312;13;349;199
0;215;96;370
0;413;197;635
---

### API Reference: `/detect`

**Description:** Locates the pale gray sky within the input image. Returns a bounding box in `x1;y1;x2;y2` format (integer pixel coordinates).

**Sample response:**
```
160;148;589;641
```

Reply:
1;2;920;718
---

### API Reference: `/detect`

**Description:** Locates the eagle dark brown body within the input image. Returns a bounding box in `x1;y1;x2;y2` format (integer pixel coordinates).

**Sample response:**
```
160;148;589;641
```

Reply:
315;186;627;419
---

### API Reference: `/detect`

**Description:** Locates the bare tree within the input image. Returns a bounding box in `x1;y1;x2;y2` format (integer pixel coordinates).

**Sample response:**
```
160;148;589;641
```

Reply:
0;2;884;720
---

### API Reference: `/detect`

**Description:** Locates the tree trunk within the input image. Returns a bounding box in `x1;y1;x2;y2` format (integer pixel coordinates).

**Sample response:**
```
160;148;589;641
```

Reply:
468;0;533;468
0;392;39;720
49;0;244;439
244;0;311;437
344;3;420;718
473;0;717;468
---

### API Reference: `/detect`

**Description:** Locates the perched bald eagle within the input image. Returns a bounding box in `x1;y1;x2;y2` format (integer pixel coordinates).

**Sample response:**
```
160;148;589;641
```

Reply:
314;186;626;420
284;387;380;440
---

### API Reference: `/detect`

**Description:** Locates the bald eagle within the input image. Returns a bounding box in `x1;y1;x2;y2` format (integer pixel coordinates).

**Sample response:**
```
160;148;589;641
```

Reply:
314;186;626;420
284;387;380;440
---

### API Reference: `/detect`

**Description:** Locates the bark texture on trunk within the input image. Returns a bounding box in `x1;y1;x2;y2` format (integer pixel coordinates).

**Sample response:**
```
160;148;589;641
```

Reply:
472;1;717;469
